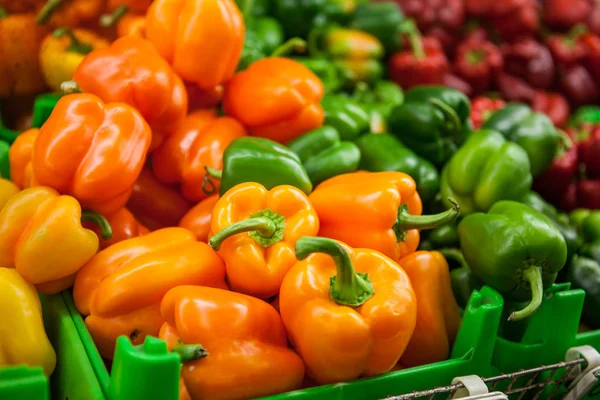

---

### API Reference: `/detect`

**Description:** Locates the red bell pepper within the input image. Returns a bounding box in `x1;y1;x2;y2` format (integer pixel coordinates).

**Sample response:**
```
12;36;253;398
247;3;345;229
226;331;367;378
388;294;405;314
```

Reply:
546;26;588;67
469;97;506;129
588;3;600;35
532;91;571;128
453;39;503;95
543;0;591;30
495;72;536;103
580;34;600;87
492;1;539;41
560;65;599;106
562;180;600;211
578;124;600;178
442;73;472;97
501;38;555;90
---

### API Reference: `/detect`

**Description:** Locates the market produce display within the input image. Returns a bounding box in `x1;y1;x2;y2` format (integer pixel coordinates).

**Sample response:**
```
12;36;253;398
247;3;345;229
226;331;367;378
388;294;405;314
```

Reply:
0;0;599;399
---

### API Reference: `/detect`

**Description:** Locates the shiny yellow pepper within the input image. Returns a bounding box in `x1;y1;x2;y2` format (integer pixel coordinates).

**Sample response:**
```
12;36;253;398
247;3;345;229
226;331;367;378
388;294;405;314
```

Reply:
0;268;56;376
0;178;19;210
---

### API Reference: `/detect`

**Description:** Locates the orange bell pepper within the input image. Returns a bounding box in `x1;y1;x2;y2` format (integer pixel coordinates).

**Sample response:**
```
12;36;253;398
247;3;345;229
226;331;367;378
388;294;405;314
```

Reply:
397;251;461;367
32;93;151;216
279;236;417;384
309;171;460;261
0;12;48;98
0;178;19;210
160;286;305;400
187;83;224;111
152;109;247;202
0;186;112;294
83;207;148;249
73;227;226;359
74;36;187;151
223;57;325;143
116;13;145;37
108;0;151;13
208;182;319;298
9;128;38;189
0;0;45;13
145;0;245;90
178;195;219;242
126;167;193;231
35;0;104;27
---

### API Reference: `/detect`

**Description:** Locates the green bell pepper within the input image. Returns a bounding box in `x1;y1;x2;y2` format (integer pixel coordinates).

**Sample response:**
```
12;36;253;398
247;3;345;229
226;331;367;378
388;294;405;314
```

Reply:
320;94;370;140
0;111;20;145
0;140;9;179
458;200;568;321
32;93;62;129
235;0;272;16
567;256;600;329
482;103;560;177
425;222;460;249
570;208;591;229
294;57;342;93
388;86;472;166
287;126;361;186
569;105;600;127
272;0;348;38
354;133;438;201
439;248;482;309
237;17;285;71
580;211;600;243
440;129;532;215
351;81;403;120
349;1;404;52
205;137;313;196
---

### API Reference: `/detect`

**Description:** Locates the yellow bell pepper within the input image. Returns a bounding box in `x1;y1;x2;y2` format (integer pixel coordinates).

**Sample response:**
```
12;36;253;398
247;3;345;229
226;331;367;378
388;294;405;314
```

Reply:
0;178;19;210
39;28;109;92
0;268;56;376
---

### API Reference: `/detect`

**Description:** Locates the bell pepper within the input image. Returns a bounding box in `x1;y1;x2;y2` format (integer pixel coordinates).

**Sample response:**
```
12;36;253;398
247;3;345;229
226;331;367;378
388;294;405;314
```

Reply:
438;248;483;308
237;16;284;71
568;256;600;329
546;26;588;67
570;106;600;126
577;124;600;178
469;96;505;129
208;182;319;298
495;72;536;104
115;13;145;37
396;0;464;38
531;91;571;129
0;268;56;376
440;129;532;215
0;178;19;210
309;171;459;261
8;128;37;189
0;186;112;294
31;93;152;216
84;207;148;250
561;180;600;211
581;34;600;86
349;2;405;53
35;0;104;27
544;0;590;29
287;126;360;186
178;195;219;242
204;137;313;196
73;36;187;151
39;28;109;93
354;133;439;202
223;57;325;143
127;168;193;231
146;0;244;90
108;0;152;13
560;65;599;107
424;222;460;250
501;38;555;90
293;57;342;94
351;81;404;132
279;236;417;383
397;251;461;367
186;84;223;112
73;227;226;359
483;103;561;177
453;39;503;95
160;286;305;399
271;0;349;39
0;140;8;180
388;85;471;167
320;94;370;141
0;10;48;98
458;200;568;321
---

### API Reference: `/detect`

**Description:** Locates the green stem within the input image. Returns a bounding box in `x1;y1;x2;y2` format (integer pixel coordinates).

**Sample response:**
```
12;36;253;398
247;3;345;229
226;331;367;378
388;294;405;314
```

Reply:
205;166;222;180
400;20;424;60
429;98;462;136
36;0;65;24
208;209;285;250
307;27;326;58
240;0;254;17
272;38;307;57
61;80;82;94
99;4;129;28
466;49;485;65
438;248;468;269
201;167;221;196
171;344;208;362
81;210;113;241
393;198;460;242
53;28;94;55
508;266;543;322
0;6;7;19
295;236;374;307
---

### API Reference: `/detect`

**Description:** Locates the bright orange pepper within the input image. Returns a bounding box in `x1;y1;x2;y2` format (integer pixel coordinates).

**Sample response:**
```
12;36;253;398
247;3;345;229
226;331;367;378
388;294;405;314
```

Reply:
397;251;461;368
73;227;226;359
0;0;45;13
0;186;111;294
178;195;219;242
152;110;247;202
208;182;319;298
126;167;193;230
74;36;187;151
9;128;38;189
187;83;224;111
223;57;325;143
160;286;305;400
116;13;145;37
108;0;151;13
83;207;148;249
308;171;459;261
145;0;244;90
31;93;152;216
279;236;417;384
0;178;19;210
36;0;105;28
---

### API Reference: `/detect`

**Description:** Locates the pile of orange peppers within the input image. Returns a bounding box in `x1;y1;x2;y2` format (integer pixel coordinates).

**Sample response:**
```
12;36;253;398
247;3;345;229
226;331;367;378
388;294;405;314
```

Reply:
0;1;464;399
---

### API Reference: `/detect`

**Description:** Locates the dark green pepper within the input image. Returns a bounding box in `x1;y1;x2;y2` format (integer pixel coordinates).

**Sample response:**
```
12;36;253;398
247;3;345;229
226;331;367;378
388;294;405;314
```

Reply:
581;211;600;243
237;17;285;71
352;81;403;120
569;105;600;127
0;140;9;179
287;126;361;186
349;2;404;52
426;222;460;249
320;94;370;140
483;103;561;177
235;0;272;17
272;0;348;38
294;58;342;93
354;133;439;201
568;256;600;329
439;248;482;309
458;200;568;321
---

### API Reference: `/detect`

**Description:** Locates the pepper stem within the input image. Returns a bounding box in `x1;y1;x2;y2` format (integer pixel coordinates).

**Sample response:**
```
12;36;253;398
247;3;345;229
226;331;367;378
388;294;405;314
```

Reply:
393;198;460;242
429;98;462;136
438;248;468;269
53;28;94;55
99;4;129;28
61;80;82;94
295;236;374;307
508;265;543;322
399;19;424;60
0;6;7;19
36;0;65;24
208;209;285;250
272;38;307;57
171;344;208;362
201;166;222;195
81;210;113;240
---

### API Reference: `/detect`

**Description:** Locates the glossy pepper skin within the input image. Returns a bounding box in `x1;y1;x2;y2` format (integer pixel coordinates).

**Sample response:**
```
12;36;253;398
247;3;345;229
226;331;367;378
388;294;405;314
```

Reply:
39;28;109;93
483;103;561;177
354;133;439;202
469;97;505;129
0;186;109;294
349;2;405;53
160;286;305;400
309;171;460;261
237;16;284;71
223;57;325;143
389;85;471;167
287;126;360;186
35;0;104;27
115;13;146;37
73;227;226;359
453;39;503;95
532;91;571;129
84;207;148;250
74;36;187;151
320;94;370;140
458;201;568;321
501;38;555;91
179;195;219;242
146;0;244;90
208;182;319;298
440;130;532;216
280;236;417;384
351;81;404;133
8;128;38;189
0;268;56;377
294;57;342;94
568;256;600;329
0;178;19;209
398;251;461;367
32;93;152;216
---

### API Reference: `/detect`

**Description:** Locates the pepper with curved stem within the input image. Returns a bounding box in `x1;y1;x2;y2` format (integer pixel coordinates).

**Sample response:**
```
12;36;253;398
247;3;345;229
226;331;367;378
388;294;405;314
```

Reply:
36;0;63;24
81;210;113;240
508;266;543;321
53;28;94;54
393;198;460;242
209;209;285;251
100;4;129;27
271;38;307;58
